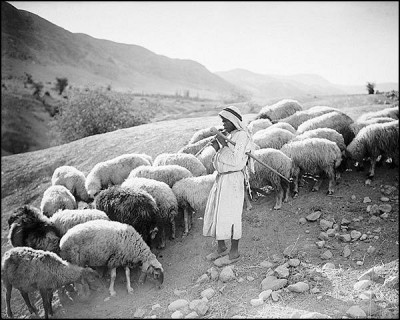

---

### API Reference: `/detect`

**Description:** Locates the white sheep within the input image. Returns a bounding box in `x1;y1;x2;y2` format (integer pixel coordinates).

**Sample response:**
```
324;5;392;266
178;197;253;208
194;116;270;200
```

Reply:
59;219;164;297
297;111;355;145
51;165;90;202
346;121;399;182
253;127;295;149
85;153;152;199
121;177;179;248
49;208;110;236
2;246;103;319
153;152;207;177
357;106;399;122
94;185;160;248
127;164;193;188
278;106;341;130
40;185;78;218
256;99;303;121
177;136;215;155
281;138;342;196
267;122;297;134
291;128;346;153
172;173;216;236
248;148;292;210
196;146;216;174
350;117;396;136
247;118;273;135
189;125;223;144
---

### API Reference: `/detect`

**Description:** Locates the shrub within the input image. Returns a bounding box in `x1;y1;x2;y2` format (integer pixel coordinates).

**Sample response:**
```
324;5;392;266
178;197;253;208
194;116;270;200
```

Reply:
50;89;156;144
366;82;375;95
55;77;68;95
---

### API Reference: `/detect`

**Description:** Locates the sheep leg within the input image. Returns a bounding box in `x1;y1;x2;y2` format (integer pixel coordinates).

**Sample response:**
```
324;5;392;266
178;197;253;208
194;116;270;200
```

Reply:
292;167;301;198
125;266;134;294
19;290;38;316
326;168;336;195
170;216;176;240
183;206;189;237
244;191;253;211
158;226;166;249
138;271;147;284
283;181;290;203
368;157;377;179
109;267;117;296
47;289;54;316
5;282;14;318
39;289;50;319
273;188;284;210
312;178;323;192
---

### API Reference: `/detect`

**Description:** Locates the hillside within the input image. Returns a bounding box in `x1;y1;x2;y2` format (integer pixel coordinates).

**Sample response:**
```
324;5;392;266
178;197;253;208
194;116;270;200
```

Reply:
1;94;399;319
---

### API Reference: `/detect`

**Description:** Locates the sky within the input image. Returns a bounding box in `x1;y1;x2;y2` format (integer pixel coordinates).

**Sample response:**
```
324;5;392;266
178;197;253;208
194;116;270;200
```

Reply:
8;1;399;86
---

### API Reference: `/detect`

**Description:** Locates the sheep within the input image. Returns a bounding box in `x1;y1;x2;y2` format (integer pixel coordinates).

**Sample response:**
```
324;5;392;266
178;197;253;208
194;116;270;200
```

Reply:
121;177;179;248
280;138;342;196
278;106;341;129
248;148;292;210
127;164;193;188
7;205;61;254
51;165;90;202
256;99;303;121
172;173;216;236
2;246;103;319
94;185;160;249
346;121;399;183
247;118;273;135
350;117;397;136
153;152;207;177
59;219;164;297
356;106;399;122
85;153;152;199
196;145;217;174
291;128;346;153
253;127;295;149
189;125;223;144
177;136;215;155
49;208;110;237
40;185;77;218
267;122;297;134
297;111;355;145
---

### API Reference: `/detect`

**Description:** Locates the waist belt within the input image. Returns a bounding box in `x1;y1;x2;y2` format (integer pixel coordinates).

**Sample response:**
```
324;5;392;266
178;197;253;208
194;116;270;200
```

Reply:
217;169;243;176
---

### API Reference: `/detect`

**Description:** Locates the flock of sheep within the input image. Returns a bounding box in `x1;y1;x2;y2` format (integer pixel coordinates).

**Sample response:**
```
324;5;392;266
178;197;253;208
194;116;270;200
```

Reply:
2;98;399;319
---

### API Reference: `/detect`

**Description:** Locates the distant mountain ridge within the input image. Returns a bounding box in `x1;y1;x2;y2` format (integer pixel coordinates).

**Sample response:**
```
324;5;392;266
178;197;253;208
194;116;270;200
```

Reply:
1;2;398;101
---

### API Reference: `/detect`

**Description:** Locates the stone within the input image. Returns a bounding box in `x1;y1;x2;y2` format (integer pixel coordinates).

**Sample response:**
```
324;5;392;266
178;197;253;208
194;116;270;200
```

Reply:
247;276;255;281
274;265;290;278
326;229;336;237
359;234;367;241
350;230;362;240
380;213;389;219
320;219;333;231
219;266;235;282
383;275;399;288
373;227;381;233
250;298;264;306
196;274;209;283
341;218;351;225
237;277;244;283
208;267;219;280
152;304;161;311
343;245;351;258
339;234;351;242
288;259;301;267
369;204;380;216
353;280;372;291
271;291;280;302
283;244;298;258
287;282;309;293
319;232;329;240
363;197;372;203
259;289;272;301
359;299;379;316
379;204;392;213
299;217;307;224
259;260;274;268
380;196;390;202
322;262;335;270
306;211;322;221
367;246;376;254
171;310;184;319
192;301;208;316
316;240;325;248
368;216;380;224
185;312;199;319
351;195;356;200
356;261;364;266
320;250;333;260
299;312;332;318
200;288;215;299
310;287;321;294
357;267;378;281
346;306;366;318
134;308;146;318
358;291;376;300
168;299;189;311
260;276;287;291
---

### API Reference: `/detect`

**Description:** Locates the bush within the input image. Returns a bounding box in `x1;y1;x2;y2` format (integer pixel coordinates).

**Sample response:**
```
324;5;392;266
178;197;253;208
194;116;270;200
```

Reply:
55;77;68;95
50;89;155;144
366;82;375;94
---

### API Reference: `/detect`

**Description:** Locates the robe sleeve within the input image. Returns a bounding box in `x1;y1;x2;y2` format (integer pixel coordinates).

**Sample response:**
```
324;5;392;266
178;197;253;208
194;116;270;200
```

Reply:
216;131;249;169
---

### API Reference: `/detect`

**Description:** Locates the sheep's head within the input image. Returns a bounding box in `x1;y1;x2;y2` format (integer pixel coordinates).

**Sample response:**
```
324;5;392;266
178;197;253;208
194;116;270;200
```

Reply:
85;177;101;200
140;258;164;289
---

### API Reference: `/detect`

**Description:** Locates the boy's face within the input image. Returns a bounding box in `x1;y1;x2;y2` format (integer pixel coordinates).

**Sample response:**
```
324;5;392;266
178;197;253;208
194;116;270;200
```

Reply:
221;117;236;133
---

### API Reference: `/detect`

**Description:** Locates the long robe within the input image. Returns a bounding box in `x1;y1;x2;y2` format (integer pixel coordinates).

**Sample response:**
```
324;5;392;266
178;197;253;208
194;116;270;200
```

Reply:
203;129;250;240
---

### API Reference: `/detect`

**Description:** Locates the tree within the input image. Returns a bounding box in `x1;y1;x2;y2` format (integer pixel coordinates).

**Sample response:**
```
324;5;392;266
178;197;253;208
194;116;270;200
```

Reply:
55;77;68;95
366;82;375;94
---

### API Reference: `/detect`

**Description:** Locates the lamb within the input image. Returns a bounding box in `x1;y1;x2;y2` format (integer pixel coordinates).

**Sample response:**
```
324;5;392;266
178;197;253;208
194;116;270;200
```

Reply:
94;185;160;248
121;177;179;248
85;153;152;199
59;219;164;297
178;136;215;155
40;185;78;218
127;164;193;188
172;173;216;236
350;117;396;136
248;148;292;210
196;145;217;174
153;152;207;177
278;106;341;129
356;106;399;122
2;246;103;319
189;125;223;144
291;128;346;153
280;138;342;196
346;121;399;183
253;127;295;149
296;111;355;145
49;208;110;237
247;118;273;135
7;205;61;254
51;165;90;202
256;99;303;121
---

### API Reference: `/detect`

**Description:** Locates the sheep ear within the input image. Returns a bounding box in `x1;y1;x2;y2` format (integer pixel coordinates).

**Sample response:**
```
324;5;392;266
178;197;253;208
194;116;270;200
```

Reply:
149;227;158;240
